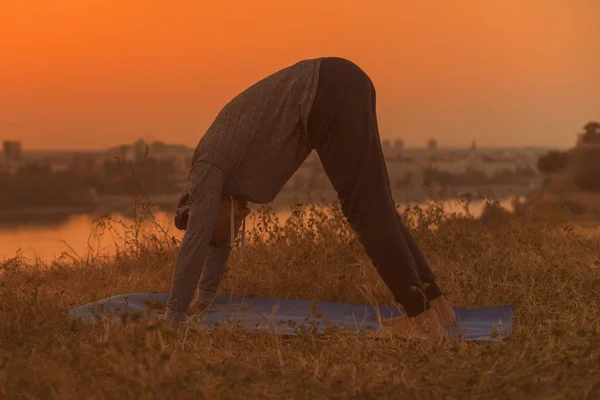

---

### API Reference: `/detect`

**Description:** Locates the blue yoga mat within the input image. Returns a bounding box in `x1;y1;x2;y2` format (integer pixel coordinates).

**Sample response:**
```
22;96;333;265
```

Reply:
69;293;514;341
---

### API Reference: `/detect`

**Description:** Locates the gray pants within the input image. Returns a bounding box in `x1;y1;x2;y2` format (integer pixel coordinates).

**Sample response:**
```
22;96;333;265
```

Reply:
306;57;442;316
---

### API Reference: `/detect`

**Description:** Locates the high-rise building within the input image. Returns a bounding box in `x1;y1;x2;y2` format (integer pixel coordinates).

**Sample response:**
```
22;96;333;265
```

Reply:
71;153;100;176
382;139;404;158
381;139;392;152
427;138;438;151
2;141;22;163
393;139;404;152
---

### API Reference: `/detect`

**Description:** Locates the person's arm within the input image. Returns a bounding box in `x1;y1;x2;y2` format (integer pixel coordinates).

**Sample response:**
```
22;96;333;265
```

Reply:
194;244;232;307
165;162;226;322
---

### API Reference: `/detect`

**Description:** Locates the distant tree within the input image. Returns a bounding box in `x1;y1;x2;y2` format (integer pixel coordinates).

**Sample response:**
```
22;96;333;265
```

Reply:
573;171;600;192
571;147;600;192
394;170;414;190
423;166;436;186
14;161;52;178
462;167;488;185
537;150;569;174
580;121;600;144
491;169;516;184
514;165;536;179
402;170;414;185
482;155;500;163
423;166;488;186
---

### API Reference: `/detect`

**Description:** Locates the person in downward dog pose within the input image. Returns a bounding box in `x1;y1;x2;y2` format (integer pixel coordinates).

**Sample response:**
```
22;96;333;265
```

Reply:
163;57;456;337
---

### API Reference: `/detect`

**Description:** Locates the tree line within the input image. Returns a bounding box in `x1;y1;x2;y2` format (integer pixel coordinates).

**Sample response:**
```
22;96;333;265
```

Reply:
0;157;183;210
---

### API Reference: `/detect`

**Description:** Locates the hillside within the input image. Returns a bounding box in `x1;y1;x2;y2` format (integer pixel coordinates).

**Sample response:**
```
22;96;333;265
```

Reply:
1;201;599;398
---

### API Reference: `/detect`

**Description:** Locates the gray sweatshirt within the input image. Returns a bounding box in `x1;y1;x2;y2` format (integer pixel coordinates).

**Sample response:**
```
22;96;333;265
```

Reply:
165;58;322;321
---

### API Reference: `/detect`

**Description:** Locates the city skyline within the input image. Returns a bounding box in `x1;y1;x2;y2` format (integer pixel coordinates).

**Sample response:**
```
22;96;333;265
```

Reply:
0;137;561;155
2;1;599;150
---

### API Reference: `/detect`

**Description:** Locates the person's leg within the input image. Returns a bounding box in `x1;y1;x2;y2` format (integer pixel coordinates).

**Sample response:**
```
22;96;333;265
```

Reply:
393;212;455;325
364;120;442;299
394;212;442;300
306;57;441;317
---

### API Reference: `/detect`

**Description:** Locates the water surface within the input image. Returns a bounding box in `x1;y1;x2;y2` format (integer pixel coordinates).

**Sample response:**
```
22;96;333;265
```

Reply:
0;199;513;263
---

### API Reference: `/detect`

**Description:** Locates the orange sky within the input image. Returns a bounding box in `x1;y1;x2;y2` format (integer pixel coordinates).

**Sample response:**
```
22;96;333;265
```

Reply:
1;0;599;150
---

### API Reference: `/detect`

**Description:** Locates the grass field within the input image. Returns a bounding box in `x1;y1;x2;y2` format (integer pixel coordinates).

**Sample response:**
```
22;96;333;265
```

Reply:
1;200;599;399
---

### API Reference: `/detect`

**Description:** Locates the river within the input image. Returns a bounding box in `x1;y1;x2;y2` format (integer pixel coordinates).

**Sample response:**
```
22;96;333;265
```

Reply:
0;198;515;263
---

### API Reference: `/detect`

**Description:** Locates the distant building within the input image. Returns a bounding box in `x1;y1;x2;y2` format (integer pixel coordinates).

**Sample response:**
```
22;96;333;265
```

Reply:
0;152;7;174
104;139;194;172
71;153;101;176
427;138;438;152
393;139;404;152
381;139;404;158
150;141;169;159
382;139;392;154
2;141;22;163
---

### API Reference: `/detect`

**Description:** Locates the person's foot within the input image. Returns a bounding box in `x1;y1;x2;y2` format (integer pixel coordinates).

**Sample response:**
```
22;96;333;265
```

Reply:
367;307;446;340
155;301;207;316
382;295;457;328
430;296;457;327
187;301;207;315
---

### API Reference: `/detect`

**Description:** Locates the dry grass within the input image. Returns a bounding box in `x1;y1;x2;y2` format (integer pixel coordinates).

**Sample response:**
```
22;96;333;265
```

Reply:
522;189;600;221
1;199;599;399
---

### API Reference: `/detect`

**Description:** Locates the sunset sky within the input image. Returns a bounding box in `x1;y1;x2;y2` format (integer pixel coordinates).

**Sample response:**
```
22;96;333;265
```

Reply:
1;0;599;150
